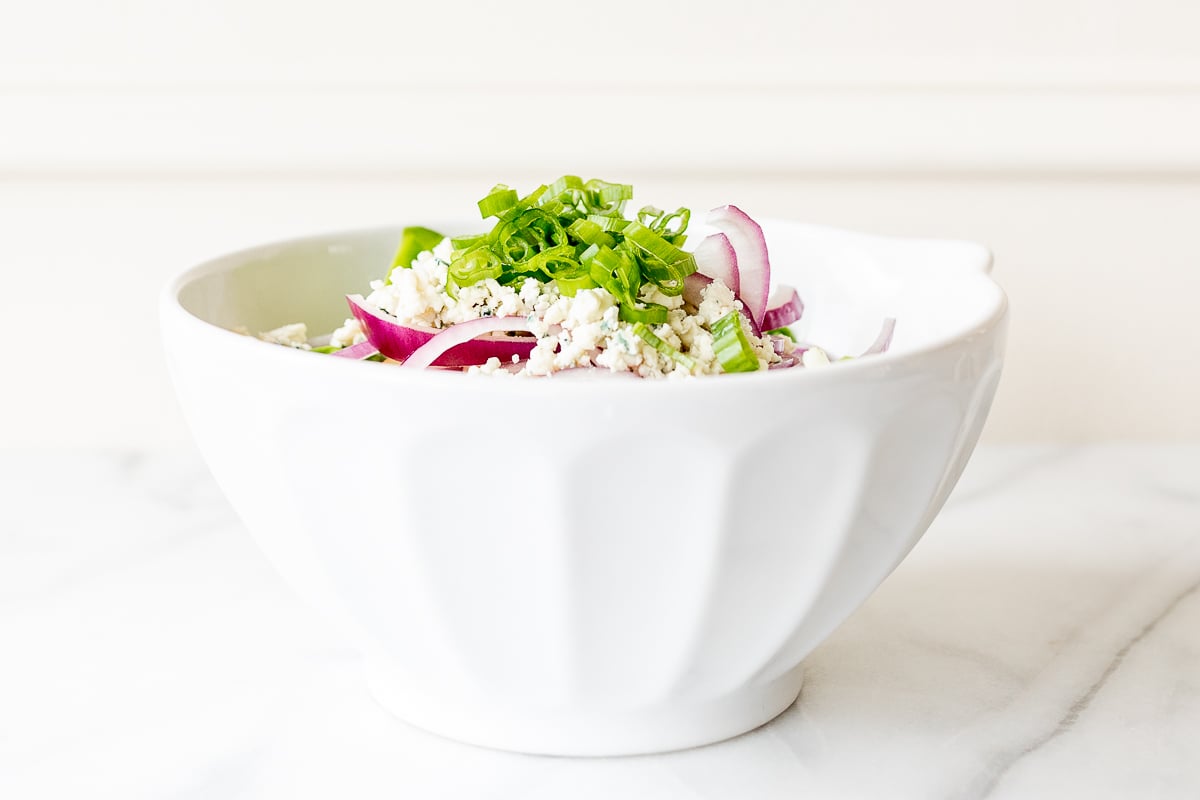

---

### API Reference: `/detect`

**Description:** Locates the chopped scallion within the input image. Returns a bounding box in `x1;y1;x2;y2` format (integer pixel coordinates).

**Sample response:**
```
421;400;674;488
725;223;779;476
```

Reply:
631;322;696;370
711;311;760;373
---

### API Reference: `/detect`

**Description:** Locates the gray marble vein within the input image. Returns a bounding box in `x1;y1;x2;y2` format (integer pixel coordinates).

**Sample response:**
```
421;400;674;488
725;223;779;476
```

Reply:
968;567;1200;800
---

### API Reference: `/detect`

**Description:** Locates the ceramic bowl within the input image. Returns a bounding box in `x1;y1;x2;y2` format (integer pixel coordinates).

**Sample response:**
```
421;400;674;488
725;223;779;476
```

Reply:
161;219;1007;756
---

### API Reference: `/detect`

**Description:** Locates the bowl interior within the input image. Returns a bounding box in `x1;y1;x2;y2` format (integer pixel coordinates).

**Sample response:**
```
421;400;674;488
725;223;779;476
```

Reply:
174;220;1003;358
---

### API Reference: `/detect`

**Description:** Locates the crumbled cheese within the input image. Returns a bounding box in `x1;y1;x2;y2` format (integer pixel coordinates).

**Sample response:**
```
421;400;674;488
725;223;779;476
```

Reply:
258;323;311;350
329;318;365;348
802;347;831;368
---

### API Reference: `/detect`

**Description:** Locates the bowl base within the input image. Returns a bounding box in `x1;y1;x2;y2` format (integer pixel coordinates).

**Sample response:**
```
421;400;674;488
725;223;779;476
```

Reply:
363;659;804;757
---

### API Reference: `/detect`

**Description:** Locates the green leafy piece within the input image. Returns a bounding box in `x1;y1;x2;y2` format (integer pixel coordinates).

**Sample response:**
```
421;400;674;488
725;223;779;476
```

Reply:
311;345;340;354
391;226;446;272
711;311;760;373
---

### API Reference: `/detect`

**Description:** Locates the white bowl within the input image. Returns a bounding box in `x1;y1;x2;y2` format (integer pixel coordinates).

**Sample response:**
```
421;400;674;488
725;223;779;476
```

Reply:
161;219;1007;756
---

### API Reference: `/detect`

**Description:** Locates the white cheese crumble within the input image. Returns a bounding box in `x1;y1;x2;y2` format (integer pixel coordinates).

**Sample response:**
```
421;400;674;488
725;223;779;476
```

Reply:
329;318;366;348
258;323;311;350
802;347;831;368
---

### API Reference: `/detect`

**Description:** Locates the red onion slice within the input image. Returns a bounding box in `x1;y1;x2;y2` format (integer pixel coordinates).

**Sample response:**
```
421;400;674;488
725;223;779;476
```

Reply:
706;206;770;329
692;232;739;295
861;318;896;356
770;353;802;369
761;285;804;331
402;316;534;370
331;340;380;360
346;294;535;367
683;272;712;308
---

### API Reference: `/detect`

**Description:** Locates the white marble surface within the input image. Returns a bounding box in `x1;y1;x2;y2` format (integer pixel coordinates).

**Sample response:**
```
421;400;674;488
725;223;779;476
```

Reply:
1;445;1198;799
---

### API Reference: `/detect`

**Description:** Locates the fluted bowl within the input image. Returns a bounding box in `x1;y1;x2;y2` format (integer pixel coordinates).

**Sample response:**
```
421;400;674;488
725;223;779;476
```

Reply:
160;219;1007;755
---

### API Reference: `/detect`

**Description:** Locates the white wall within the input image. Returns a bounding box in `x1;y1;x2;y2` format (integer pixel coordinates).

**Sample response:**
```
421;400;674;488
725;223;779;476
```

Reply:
2;1;1198;447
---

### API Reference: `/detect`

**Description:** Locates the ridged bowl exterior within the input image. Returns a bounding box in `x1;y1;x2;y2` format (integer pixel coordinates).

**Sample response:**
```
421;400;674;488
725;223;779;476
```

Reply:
161;221;1007;755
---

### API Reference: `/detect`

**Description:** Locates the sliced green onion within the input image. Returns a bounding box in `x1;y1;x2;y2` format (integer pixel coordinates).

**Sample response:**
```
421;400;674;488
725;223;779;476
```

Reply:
478;185;519;219
583;244;640;302
637;205;665;226
448;247;504;285
623;221;684;265
711;311;760;373
585;179;633;215
550;260;599;296
524;245;581;278
423;178;699;327
544;175;584;207
621;222;696;295
619;302;669;325
656;207;690;236
631;322;695;370
450;233;487;250
567;218;616;249
586;214;629;232
519;184;549;208
765;326;796;342
391;226;445;271
494;209;568;265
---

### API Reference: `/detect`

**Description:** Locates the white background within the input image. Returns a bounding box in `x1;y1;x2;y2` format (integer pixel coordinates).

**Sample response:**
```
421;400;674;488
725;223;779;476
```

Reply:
3;0;1199;446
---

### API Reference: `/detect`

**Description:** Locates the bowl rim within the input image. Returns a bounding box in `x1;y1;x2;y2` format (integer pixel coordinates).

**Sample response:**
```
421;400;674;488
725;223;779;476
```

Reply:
160;220;1008;392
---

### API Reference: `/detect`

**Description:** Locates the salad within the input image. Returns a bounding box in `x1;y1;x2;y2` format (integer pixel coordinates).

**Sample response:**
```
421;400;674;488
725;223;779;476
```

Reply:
256;177;895;377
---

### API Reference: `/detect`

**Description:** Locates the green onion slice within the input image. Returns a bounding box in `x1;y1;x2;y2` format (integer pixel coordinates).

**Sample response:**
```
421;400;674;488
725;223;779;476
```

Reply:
583;244;641;303
567;218;616;249
711;311;760;373
478;185;519;219
448;247;504;286
450;233;487;250
764;326;796;342
621;222;696;295
631;322;695;370
586;214;629;232
550;259;599;296
619;302;669;325
585;179;633;215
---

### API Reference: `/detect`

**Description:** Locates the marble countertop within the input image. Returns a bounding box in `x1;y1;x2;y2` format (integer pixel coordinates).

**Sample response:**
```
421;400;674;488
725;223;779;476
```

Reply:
2;445;1198;799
